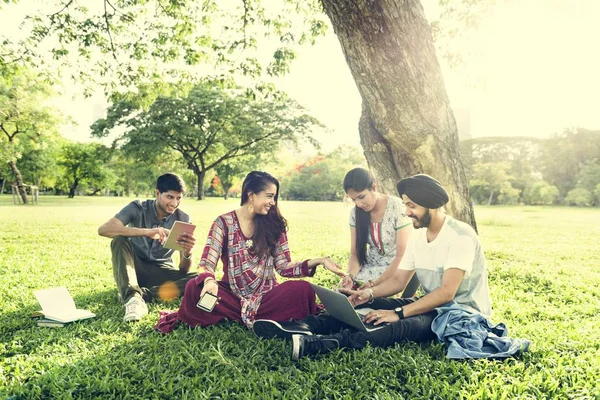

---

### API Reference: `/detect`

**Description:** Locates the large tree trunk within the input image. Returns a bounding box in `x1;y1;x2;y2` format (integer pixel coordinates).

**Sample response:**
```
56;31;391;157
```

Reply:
8;160;28;204
321;0;477;230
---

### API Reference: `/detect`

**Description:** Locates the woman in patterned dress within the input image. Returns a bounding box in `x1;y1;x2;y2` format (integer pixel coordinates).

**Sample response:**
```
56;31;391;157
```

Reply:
338;168;419;296
156;171;345;332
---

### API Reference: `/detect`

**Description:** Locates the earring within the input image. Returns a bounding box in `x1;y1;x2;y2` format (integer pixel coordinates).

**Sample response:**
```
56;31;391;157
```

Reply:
248;203;254;213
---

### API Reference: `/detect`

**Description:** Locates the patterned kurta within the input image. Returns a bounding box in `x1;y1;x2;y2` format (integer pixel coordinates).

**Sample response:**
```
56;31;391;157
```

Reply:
199;211;313;327
349;195;412;282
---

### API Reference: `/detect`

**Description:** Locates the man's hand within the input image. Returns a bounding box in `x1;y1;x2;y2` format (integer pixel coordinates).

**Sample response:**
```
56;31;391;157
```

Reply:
147;227;169;244
177;231;196;256
362;309;400;325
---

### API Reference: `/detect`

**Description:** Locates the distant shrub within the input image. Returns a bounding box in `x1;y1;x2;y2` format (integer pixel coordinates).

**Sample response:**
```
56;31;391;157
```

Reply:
523;181;559;205
565;188;593;206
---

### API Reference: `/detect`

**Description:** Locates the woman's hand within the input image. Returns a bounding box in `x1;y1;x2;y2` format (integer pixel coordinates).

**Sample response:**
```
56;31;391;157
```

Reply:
320;257;346;278
200;277;219;299
358;280;375;290
338;288;371;307
339;274;354;289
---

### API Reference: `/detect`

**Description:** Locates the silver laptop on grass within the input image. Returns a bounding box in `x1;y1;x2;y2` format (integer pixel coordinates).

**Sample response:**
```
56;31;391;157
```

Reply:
310;283;387;332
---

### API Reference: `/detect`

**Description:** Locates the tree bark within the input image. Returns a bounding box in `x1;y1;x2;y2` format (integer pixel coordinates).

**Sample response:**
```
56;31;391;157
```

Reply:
68;178;79;198
196;170;206;200
8;160;28;204
222;184;232;200
321;0;477;230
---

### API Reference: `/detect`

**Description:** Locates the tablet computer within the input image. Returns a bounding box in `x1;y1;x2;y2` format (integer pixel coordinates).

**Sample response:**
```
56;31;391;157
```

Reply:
163;221;196;252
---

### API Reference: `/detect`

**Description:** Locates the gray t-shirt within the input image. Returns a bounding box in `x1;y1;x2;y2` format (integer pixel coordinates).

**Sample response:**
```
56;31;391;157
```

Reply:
115;199;191;264
399;216;493;318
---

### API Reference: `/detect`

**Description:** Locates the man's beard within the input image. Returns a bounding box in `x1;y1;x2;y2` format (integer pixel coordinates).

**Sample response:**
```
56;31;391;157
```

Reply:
157;201;174;216
412;209;431;229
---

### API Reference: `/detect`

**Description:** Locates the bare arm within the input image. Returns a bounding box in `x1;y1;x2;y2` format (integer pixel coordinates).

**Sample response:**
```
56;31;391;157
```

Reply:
98;217;167;241
361;268;465;325
339;227;361;288
346;227;361;277
401;268;464;318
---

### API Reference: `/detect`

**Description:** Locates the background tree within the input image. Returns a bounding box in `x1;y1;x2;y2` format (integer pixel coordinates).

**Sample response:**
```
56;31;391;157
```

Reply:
574;160;600;206
461;136;543;203
0;68;60;203
281;145;366;201
58;142;113;198
540;128;600;200
214;158;256;200
469;162;517;205
522;181;559;206
321;0;476;229
92;81;322;199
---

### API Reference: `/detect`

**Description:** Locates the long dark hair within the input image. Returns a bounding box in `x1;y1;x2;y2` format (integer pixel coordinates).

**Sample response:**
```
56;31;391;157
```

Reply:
343;168;375;266
241;171;287;259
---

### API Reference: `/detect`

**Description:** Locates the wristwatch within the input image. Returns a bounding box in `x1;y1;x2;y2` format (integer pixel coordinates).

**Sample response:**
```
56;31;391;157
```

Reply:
394;306;405;319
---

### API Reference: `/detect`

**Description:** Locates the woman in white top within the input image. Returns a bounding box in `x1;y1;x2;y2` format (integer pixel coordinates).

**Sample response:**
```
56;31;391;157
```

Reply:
339;168;419;296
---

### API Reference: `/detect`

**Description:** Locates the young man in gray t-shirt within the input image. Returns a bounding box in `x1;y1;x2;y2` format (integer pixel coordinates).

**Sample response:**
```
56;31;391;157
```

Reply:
98;173;197;322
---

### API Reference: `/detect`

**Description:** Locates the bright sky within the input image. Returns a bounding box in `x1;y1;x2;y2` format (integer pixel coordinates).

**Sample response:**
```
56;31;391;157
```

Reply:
2;0;600;149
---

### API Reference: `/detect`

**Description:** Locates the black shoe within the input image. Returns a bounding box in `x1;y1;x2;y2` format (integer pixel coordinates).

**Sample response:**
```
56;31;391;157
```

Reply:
291;334;340;360
253;319;313;340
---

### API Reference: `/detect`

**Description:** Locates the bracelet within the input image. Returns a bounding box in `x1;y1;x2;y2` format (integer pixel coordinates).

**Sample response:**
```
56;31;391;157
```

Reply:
367;288;375;304
183;252;192;260
204;277;216;284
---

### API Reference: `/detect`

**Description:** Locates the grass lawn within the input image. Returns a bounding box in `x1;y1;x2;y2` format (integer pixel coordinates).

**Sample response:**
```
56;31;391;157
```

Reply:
1;195;599;399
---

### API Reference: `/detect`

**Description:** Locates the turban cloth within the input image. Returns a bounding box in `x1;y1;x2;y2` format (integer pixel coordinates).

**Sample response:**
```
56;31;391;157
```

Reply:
396;174;449;209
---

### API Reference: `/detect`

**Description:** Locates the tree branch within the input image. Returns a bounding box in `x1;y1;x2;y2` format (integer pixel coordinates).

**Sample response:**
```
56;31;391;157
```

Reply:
205;130;279;171
103;0;118;60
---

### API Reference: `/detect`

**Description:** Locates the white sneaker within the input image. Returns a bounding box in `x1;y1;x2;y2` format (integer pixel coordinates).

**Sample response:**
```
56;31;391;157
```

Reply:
123;295;148;322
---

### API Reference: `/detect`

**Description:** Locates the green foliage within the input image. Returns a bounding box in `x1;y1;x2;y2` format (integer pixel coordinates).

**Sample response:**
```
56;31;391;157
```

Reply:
1;199;599;398
213;159;255;199
58;142;113;197
280;146;366;201
575;160;600;203
522;181;559;205
462;131;600;206
469;162;519;205
540;128;600;198
564;188;593;207
0;68;60;159
1;0;328;91
92;81;323;199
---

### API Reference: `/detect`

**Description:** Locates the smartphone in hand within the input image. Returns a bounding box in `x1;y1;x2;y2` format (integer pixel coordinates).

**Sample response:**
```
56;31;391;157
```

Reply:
196;292;218;312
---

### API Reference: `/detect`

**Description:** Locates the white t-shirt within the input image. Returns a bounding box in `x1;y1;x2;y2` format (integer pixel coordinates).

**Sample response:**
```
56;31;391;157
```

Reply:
399;216;493;318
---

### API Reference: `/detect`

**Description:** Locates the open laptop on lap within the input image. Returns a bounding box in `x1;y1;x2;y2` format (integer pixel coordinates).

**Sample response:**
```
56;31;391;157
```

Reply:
309;283;388;332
